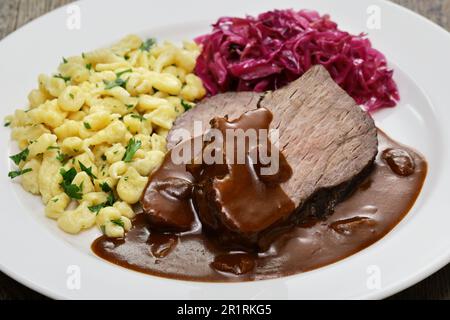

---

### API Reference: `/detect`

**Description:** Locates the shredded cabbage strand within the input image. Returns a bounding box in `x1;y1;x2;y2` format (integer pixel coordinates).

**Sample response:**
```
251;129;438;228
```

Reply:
194;9;399;111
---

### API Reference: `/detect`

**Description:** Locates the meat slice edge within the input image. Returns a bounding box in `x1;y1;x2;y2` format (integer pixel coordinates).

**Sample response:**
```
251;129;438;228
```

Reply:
260;65;378;207
156;65;378;249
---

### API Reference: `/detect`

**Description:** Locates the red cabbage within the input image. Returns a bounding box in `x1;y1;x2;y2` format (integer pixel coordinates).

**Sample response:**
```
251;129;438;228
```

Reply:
194;9;399;111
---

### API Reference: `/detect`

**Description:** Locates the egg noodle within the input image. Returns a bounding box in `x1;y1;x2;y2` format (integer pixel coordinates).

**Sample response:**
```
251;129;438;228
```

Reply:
5;35;206;237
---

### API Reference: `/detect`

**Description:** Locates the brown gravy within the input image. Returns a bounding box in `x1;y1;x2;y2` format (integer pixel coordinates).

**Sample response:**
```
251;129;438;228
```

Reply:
92;130;427;282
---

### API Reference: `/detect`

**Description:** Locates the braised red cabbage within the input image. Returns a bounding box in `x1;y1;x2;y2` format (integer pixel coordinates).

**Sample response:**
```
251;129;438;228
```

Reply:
194;9;399;111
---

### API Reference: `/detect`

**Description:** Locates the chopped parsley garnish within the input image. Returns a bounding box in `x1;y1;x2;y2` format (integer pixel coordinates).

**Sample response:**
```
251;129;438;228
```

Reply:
52;198;59;203
10;148;29;165
115;68;132;78
62;57;68;64
103;69;131;90
130;114;145;122
101;154;107;161
54;74;71;82
83;122;91;129
82;52;86;59
98;182;115;206
4;122;11;127
122;138;141;162
100;182;116;206
56;151;69;164
139;38;156;52
86;63;92;70
111;218;124;228
181;100;193;111
88;203;105;215
69;93;74;99
60;167;77;184
59;168;83;200
100;182;112;193
103;78;127;90
106;192;115;206
106;78;125;89
62;183;83;200
126;104;134;109
88;182;115;214
47;145;60;150
78;161;97;179
8;168;32;179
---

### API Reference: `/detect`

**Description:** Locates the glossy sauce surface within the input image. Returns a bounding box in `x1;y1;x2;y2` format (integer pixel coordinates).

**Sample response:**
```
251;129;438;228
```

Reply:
196;108;294;234
140;108;295;250
92;131;427;282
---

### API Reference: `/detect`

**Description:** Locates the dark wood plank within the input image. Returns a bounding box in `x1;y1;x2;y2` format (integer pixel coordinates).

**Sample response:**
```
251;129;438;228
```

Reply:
15;0;74;30
0;0;449;300
0;0;74;300
391;264;450;299
388;0;450;300
0;272;47;300
393;0;450;30
0;0;20;40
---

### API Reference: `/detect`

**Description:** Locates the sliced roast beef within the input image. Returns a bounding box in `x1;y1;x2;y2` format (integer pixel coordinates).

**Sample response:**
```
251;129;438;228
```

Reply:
167;91;262;149
145;65;378;250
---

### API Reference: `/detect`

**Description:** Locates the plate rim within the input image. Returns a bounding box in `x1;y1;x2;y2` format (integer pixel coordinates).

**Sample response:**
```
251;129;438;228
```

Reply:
0;0;449;300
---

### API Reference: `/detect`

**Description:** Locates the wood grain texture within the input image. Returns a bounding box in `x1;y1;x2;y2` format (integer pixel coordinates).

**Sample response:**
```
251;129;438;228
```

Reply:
0;0;449;300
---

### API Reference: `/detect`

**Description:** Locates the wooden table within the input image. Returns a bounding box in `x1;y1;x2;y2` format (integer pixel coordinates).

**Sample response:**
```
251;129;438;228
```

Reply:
0;0;449;300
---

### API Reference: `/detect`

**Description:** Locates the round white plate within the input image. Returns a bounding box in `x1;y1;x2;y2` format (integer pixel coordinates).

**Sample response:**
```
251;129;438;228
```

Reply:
1;0;449;300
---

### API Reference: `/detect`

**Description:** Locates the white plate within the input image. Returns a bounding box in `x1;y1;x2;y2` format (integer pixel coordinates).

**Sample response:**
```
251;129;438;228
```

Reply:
0;0;449;300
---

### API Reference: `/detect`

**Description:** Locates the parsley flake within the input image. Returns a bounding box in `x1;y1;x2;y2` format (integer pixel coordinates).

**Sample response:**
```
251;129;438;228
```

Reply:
98;182;115;206
78;161;97;179
56;151;69;164
122;138;141;162
103;78;127;90
181;100;194;111
111;218;124;228
8;168;32;179
106;192;115;206
139;38;156;52
59;168;82;200
100;182;112;193
130;114;145;122
54;74;71;82
10;148;29;165
88;203;105;215
115;68;132;78
60;167;77;184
